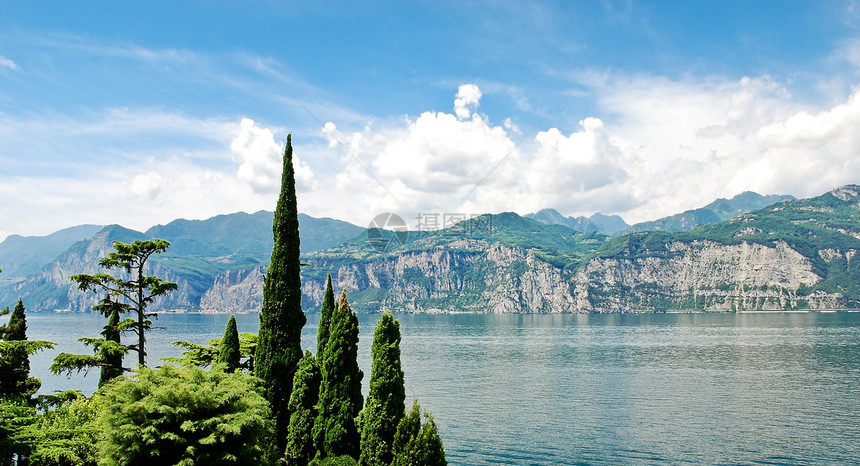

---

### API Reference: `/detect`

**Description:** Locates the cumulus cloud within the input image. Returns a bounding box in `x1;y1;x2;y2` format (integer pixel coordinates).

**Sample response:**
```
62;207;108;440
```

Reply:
454;84;482;120
0;56;21;72
232;118;315;193
314;77;860;228
130;171;164;200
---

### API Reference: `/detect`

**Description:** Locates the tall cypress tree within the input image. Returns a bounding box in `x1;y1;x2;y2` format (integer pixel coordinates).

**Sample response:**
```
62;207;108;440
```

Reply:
218;315;241;373
284;351;322;465
316;274;336;357
314;289;363;459
0;299;42;401
256;134;307;455
358;312;406;466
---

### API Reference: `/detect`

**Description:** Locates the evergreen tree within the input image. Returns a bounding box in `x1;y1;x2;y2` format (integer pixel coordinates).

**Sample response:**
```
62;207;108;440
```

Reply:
0;300;48;402
285;351;322;465
51;293;132;388
256;134;307;455
314;290;363;459
168;332;257;372
98;303;125;386
358;312;406;466
317;274;336;357
98;365;272;465
70;239;177;367
217;315;241;373
391;401;447;466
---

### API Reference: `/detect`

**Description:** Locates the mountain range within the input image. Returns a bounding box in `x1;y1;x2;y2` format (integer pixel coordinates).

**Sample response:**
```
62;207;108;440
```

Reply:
2;186;858;313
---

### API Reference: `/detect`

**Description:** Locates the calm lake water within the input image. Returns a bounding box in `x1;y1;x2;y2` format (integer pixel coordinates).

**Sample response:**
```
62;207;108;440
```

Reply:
13;311;860;465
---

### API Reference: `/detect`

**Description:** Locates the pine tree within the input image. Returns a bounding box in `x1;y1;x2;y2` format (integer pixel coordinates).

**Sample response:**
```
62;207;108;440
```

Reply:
0;300;48;402
284;351;322;465
99;303;125;386
218;315;241;373
358;312;406;466
317;274;336;357
314;290;363;459
256;134;307;455
391;400;447;466
70;239;177;367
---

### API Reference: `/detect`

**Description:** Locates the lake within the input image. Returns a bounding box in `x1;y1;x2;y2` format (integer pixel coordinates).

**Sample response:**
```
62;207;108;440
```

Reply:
13;311;860;465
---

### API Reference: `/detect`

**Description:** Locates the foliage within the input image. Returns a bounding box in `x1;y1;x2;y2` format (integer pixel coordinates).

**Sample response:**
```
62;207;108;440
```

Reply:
217;315;241;373
0;299;54;403
70;239;177;367
19;395;103;466
50;301;129;387
358;312;405;466
391;401;446;466
98;364;272;466
0;399;35;465
314;290;363;459
284;351;322;465
256;134;307;455
308;456;359;466
317;274;336;357
167;332;257;372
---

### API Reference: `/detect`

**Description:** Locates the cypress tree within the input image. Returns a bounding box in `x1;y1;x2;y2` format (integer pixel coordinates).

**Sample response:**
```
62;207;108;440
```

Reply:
284;351;322;465
391;401;447;466
218;315;241;373
256;134;307;455
0;299;41;401
314;290;363;459
317;273;336;357
358;312;406;466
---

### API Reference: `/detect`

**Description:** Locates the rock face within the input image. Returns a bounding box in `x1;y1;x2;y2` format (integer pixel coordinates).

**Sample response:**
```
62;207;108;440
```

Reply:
572;240;829;312
199;267;265;313
6;185;860;314
298;239;843;314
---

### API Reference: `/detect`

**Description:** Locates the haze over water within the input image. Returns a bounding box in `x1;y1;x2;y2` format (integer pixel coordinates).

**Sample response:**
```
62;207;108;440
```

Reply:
20;312;860;465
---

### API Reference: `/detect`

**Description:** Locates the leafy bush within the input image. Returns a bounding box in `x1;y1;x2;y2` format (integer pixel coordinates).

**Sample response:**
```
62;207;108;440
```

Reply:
98;365;272;466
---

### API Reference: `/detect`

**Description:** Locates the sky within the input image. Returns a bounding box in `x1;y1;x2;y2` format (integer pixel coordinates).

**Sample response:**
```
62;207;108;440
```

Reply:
2;1;860;241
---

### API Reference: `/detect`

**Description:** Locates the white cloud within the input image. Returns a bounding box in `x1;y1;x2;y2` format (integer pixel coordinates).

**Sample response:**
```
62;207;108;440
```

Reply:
130;171;164;199
232;118;316;193
0;56;21;72
311;77;860;228
454;84;482;120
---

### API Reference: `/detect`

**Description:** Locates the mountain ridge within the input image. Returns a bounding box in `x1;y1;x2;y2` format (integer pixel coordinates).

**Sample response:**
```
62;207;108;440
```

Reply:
2;186;857;314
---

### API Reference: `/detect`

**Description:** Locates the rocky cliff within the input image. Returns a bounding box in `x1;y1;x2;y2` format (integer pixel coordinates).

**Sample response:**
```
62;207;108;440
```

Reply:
5;186;860;314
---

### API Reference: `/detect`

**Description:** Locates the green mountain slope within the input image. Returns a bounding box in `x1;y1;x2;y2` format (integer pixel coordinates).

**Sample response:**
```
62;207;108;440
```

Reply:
624;191;795;234
0;224;104;281
299;185;860;313
0;212;364;311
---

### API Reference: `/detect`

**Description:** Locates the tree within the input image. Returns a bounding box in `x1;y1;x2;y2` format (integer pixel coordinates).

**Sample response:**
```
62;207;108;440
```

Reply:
98;365;272;465
256;134;307;455
391;401;447;466
217;315;241;373
314;290;363;459
167;332;257;372
70;239;177;367
0;299;54;403
284;351;322;465
358;312;406;466
15;395;103;466
50;298;129;388
317;274;336;357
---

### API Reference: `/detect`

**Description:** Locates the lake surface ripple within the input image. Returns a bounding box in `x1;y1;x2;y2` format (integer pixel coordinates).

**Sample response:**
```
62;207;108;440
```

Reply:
19;312;860;465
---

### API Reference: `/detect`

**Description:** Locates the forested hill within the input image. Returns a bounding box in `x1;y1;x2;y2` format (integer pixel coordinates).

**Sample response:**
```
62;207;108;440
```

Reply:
3;185;860;313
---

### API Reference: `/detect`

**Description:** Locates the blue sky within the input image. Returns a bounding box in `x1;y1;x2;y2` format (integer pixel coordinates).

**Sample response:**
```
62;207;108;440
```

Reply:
2;1;860;240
